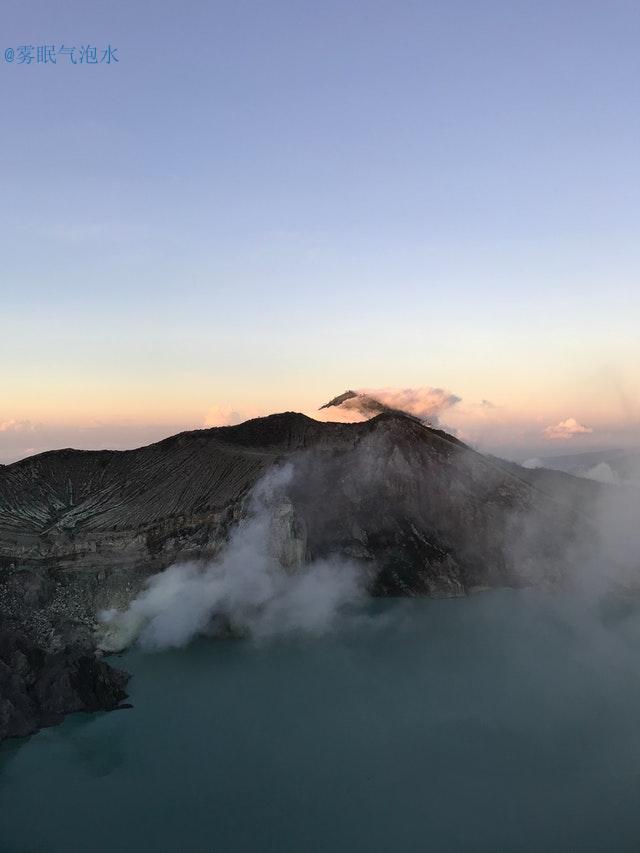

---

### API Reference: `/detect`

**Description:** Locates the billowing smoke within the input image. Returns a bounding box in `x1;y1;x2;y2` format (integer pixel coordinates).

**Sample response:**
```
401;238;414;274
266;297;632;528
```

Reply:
319;387;461;426
506;459;640;600
522;457;543;469
97;465;365;652
583;462;619;485
581;455;640;489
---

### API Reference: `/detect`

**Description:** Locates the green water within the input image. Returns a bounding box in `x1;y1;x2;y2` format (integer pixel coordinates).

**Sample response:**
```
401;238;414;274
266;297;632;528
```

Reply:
2;592;640;852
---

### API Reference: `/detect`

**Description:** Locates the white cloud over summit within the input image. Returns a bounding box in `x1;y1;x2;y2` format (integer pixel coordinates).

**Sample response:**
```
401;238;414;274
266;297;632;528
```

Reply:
543;418;593;441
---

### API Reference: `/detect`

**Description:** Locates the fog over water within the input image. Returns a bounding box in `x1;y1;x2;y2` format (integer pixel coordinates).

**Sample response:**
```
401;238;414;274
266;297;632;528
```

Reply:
4;406;640;851
3;593;640;853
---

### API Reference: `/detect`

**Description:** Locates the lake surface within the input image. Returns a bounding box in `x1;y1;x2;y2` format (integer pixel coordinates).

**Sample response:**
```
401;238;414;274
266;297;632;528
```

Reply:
3;591;640;852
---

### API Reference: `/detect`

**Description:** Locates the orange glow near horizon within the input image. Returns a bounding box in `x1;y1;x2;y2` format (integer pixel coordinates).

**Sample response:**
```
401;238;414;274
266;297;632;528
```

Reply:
2;376;637;468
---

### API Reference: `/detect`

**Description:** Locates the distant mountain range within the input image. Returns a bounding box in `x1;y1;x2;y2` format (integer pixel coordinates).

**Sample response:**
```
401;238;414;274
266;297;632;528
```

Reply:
524;448;640;486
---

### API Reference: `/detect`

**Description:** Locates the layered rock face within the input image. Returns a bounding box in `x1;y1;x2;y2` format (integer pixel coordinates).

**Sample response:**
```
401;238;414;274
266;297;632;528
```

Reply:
0;411;604;739
0;412;598;588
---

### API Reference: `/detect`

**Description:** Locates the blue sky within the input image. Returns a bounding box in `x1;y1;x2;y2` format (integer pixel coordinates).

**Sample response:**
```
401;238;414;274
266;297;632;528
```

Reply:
1;0;639;461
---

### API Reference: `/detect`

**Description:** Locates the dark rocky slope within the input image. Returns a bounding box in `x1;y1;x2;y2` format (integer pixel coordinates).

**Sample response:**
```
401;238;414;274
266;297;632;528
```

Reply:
0;622;129;742
0;411;609;739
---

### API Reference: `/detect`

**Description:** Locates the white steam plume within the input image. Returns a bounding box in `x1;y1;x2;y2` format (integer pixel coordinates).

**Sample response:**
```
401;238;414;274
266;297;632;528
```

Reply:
583;462;619;486
97;465;365;652
319;387;461;426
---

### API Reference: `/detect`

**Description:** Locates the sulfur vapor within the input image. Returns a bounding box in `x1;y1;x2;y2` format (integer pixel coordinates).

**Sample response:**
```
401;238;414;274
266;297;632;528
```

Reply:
97;465;365;652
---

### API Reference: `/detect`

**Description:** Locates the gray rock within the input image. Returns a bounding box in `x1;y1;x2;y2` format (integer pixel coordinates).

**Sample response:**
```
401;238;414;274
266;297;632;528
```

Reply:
0;411;607;740
0;622;129;742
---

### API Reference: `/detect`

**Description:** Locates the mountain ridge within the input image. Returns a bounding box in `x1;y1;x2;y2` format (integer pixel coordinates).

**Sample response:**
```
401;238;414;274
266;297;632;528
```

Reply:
0;409;611;741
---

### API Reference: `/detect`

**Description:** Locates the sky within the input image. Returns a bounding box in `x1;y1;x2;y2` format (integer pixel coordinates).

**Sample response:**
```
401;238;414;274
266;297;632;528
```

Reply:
1;0;638;463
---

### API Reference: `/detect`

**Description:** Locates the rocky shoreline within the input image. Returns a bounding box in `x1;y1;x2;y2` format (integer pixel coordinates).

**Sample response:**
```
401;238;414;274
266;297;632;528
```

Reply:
0;563;133;742
0;621;130;742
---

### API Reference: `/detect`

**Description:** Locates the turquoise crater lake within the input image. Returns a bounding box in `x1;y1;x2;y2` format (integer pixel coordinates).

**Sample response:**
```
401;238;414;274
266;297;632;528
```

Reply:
2;591;640;852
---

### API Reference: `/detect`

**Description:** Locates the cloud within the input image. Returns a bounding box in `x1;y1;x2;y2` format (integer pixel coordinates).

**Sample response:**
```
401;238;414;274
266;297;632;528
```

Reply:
319;387;461;427
582;462;619;485
203;404;267;428
0;419;35;433
522;458;543;469
203;406;245;428
543;418;593;441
